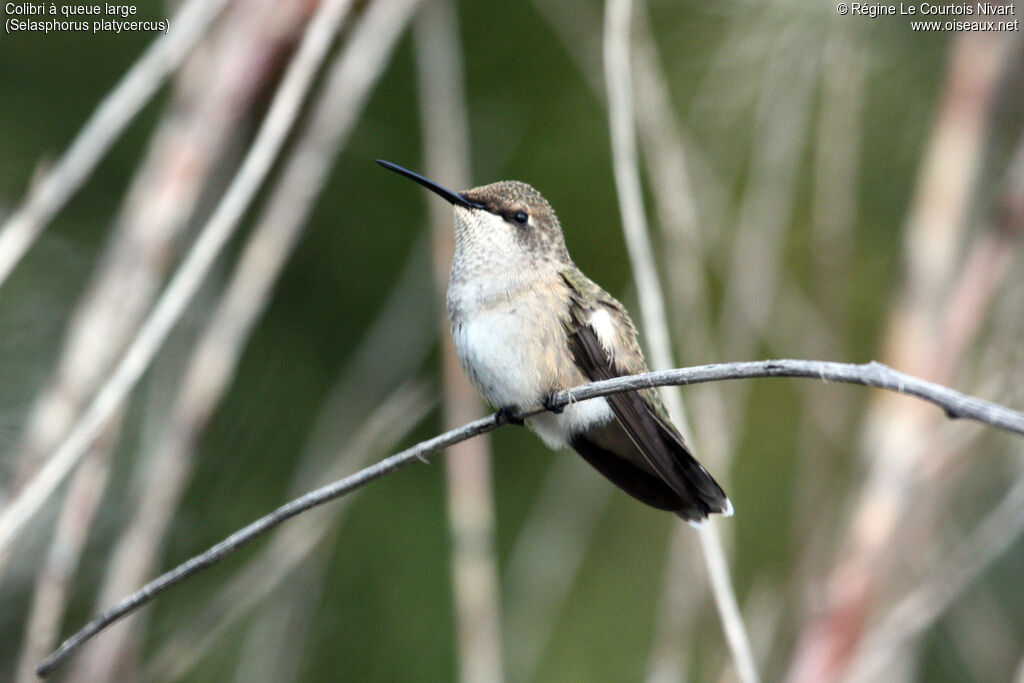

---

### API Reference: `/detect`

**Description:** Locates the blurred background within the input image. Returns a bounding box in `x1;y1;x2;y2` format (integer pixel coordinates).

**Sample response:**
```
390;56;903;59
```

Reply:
1;0;1023;681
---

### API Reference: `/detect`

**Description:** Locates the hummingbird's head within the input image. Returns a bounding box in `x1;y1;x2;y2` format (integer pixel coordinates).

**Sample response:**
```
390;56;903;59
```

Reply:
376;160;572;274
455;180;570;265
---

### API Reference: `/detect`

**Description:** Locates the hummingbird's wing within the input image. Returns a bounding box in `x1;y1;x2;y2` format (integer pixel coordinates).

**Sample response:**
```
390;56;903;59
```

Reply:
560;271;730;521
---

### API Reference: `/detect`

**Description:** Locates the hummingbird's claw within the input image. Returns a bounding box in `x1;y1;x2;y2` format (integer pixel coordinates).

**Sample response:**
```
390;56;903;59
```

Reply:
496;406;525;426
542;392;565;414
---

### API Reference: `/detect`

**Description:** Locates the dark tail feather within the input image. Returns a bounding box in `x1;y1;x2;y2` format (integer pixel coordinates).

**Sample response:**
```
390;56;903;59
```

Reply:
570;434;731;522
593;384;731;522
565;314;731;521
666;442;732;524
570;434;683;511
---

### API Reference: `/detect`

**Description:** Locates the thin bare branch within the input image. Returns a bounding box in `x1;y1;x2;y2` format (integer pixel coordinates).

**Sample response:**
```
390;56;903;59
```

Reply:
603;1;756;680
0;0;354;562
145;238;439;679
13;443;113;683
414;1;505;681
149;382;435;681
36;358;1024;677
0;0;232;290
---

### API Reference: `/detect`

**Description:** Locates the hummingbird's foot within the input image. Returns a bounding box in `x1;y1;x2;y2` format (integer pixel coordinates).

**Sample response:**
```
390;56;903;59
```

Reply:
542;391;565;414
496;406;525;426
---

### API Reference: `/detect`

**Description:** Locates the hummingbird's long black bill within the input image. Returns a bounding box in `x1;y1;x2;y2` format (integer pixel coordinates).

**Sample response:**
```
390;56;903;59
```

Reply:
376;159;484;209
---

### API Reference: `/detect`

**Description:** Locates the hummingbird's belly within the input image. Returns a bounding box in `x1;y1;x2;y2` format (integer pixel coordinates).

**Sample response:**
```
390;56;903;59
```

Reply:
452;307;557;406
451;306;613;447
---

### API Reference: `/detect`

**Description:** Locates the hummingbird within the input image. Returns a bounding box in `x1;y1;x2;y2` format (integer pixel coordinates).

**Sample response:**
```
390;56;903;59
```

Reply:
377;160;731;523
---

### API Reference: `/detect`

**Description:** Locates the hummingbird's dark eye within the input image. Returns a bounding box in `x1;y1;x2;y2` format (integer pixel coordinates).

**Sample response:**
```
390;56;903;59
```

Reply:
511;210;528;225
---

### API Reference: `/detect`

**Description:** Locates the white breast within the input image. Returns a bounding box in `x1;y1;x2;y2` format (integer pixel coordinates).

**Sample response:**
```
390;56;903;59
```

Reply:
452;310;546;408
451;305;614;449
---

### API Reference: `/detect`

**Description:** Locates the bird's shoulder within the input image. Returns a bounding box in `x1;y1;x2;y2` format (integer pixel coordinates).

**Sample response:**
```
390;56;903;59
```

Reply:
559;267;643;372
558;267;678;425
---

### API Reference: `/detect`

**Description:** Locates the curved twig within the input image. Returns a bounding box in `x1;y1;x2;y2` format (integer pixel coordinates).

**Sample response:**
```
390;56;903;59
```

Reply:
36;359;1024;677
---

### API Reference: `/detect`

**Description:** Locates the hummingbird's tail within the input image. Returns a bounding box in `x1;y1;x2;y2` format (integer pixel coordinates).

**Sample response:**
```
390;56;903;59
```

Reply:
563;291;732;522
569;421;731;524
667;447;733;526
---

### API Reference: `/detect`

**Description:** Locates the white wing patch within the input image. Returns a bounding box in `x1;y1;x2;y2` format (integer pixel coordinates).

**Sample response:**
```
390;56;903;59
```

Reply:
588;307;617;362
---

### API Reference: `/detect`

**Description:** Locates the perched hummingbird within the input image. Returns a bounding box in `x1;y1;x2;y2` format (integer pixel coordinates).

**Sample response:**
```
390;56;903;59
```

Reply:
377;160;731;523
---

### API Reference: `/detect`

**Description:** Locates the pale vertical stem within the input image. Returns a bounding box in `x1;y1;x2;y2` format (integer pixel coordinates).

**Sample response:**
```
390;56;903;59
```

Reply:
846;458;1024;682
843;127;1024;683
632;36;710;342
231;551;331;683
696;523;756;680
811;25;864;291
0;0;351;561
504;458;611;682
531;0;839;366
523;12;749;677
934;127;1024;376
414;2;505;682
146;383;433;681
9;0;320;661
0;0;232;291
13;441;113;683
629;10;727;682
603;0;687;435
6;0;319;503
67;0;428;676
145;280;436;681
644;524;703;683
717;27;818;362
603;2;758;683
785;31;1016;683
630;3;727;443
